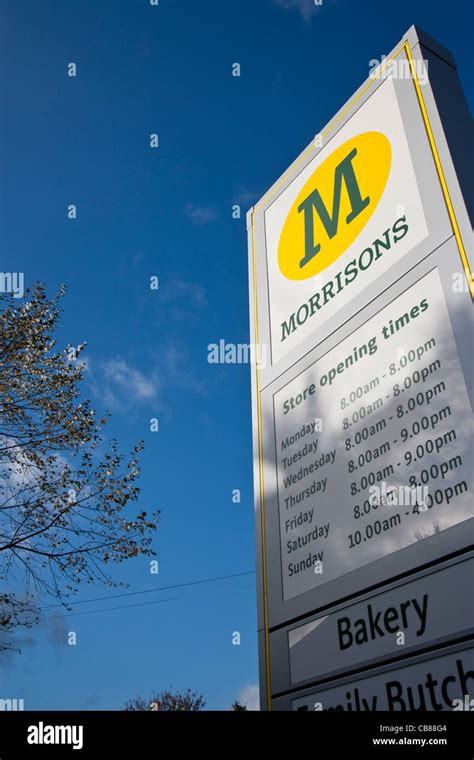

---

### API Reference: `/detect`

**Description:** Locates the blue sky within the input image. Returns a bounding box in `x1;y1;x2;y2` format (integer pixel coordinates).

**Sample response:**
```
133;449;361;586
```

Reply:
0;0;472;710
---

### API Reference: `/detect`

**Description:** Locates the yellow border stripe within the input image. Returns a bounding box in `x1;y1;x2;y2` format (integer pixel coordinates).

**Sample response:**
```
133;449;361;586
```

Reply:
405;42;473;297
251;212;272;710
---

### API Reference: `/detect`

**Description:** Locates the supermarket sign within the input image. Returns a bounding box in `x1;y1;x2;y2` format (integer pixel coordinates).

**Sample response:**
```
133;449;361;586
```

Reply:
264;78;428;364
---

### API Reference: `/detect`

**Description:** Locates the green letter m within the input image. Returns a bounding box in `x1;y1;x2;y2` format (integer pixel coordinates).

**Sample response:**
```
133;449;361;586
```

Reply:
297;148;370;269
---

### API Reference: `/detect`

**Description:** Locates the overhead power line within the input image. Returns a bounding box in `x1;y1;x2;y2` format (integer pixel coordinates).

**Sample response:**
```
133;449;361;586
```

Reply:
46;582;254;620
40;569;256;611
46;595;186;620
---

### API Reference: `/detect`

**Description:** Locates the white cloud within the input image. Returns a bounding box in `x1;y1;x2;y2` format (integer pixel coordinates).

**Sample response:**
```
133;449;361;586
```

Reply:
273;0;320;23
164;278;207;309
237;684;260;711
234;187;261;206
0;439;40;493
87;357;159;411
156;277;207;325
184;203;219;226
161;344;207;395
102;358;157;401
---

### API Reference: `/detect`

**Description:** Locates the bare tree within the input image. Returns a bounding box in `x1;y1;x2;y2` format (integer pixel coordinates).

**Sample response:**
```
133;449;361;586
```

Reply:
0;284;159;649
230;701;248;711
124;688;206;711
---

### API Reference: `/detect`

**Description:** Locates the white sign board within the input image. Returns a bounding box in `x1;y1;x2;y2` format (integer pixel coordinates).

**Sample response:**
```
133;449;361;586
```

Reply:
274;267;472;601
288;557;473;684
291;647;474;711
264;78;430;364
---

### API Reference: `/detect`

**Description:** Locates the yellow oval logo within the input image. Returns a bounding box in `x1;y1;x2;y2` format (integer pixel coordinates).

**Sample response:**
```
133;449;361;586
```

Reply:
278;132;392;280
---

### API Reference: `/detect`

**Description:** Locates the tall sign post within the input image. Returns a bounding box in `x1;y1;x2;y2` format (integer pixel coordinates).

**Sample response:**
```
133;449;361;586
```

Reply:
247;25;473;711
